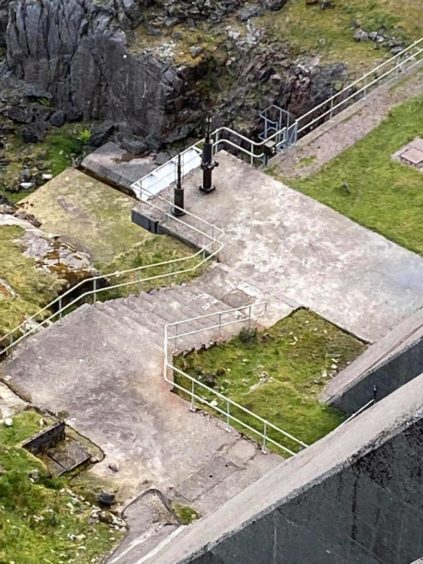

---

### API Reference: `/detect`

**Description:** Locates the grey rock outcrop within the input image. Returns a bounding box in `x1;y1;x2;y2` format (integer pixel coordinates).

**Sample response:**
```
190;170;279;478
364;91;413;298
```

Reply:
6;0;195;147
0;0;11;46
2;0;349;150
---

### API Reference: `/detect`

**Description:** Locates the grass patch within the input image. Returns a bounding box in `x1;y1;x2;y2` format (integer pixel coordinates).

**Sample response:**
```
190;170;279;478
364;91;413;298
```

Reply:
0;411;123;563
0;226;60;337
171;502;200;525
298;155;317;167
44;127;88;176
284;94;423;255
175;309;365;455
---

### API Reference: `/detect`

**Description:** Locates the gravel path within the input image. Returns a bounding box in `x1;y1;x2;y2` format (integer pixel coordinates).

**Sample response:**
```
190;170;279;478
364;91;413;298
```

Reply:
272;67;423;180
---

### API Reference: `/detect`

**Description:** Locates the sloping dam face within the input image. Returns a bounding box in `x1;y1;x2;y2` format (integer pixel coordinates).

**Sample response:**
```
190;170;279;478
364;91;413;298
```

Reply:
150;373;423;564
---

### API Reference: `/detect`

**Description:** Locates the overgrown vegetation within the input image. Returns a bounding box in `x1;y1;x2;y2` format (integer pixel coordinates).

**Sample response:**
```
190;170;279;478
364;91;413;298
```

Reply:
257;0;422;73
0;411;123;563
171;501;200;525
175;309;365;455
285;94;423;255
0;124;90;203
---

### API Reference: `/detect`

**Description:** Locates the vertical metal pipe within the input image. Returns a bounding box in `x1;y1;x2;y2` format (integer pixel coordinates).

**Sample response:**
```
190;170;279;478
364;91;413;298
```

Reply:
199;116;218;193
172;154;185;217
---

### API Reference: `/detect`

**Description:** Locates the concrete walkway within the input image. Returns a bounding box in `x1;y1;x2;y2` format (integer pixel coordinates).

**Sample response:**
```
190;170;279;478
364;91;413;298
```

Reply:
3;137;423;561
137;151;423;343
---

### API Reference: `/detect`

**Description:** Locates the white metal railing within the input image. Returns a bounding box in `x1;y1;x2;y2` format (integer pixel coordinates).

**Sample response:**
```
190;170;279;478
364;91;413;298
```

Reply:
296;37;423;135
163;302;308;456
0;190;224;357
339;399;376;427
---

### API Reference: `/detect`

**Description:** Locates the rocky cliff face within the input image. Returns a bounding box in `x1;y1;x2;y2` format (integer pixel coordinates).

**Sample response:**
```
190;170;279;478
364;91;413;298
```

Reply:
0;0;11;46
2;0;347;150
5;0;194;146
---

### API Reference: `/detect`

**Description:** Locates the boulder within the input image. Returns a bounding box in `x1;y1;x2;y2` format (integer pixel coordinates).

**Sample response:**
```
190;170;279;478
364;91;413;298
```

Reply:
1;106;33;124
354;28;369;42
238;5;264;21
21;121;47;143
119;135;148;155
266;0;287;10
49;110;66;127
89;121;115;148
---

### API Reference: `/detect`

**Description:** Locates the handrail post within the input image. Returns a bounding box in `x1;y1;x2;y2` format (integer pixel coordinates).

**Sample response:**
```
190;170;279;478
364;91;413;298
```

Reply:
58;298;62;321
93;278;97;304
226;399;231;432
190;380;196;412
174;323;179;351
163;327;168;382
262;422;268;454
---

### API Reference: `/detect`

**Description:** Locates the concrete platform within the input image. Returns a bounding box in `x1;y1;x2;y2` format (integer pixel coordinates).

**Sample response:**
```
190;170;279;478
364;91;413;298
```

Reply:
137;151;423;342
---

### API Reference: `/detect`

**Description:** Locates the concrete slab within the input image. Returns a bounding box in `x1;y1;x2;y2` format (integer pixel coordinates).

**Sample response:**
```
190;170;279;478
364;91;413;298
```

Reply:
393;137;423;171
20;168;155;266
143;151;423;342
0;381;26;420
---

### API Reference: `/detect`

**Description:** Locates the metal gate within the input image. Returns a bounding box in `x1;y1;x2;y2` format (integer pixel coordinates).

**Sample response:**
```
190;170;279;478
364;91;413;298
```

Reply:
259;104;298;153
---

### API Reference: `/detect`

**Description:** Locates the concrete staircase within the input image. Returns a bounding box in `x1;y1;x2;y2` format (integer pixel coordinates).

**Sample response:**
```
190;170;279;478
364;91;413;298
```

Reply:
92;283;253;354
1;266;295;562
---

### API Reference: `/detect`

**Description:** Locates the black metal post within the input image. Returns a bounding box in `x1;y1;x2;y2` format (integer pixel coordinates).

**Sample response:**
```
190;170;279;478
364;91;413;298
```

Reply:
199;116;218;194
172;153;185;217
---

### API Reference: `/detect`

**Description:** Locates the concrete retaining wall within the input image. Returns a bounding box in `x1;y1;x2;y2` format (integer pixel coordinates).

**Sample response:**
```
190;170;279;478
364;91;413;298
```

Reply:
149;374;423;564
321;308;423;415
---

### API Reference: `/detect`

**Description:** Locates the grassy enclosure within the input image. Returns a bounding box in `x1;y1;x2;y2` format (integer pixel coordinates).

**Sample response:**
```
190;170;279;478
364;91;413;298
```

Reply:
286;94;423;255
0;411;123;563
175;309;365;454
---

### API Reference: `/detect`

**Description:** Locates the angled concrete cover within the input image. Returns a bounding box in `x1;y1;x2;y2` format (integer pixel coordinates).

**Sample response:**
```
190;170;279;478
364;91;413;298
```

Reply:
322;307;423;414
149;374;423;564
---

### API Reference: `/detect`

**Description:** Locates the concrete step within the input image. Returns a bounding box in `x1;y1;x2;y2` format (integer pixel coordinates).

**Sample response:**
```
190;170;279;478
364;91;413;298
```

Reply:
96;293;210;352
194;263;298;327
93;301;162;350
